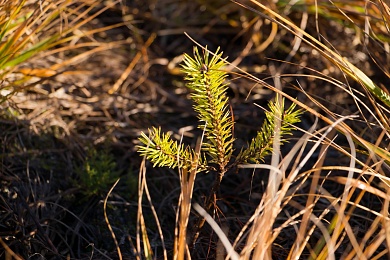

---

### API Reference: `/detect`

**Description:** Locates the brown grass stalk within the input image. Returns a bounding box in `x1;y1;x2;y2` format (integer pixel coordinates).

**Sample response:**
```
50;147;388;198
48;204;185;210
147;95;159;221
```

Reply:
104;179;122;260
137;159;168;260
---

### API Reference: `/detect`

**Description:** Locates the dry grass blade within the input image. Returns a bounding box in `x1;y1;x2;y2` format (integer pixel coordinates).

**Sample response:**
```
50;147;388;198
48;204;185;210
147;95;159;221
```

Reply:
137;160;153;260
104;179;122;260
174;139;200;260
309;151;390;258
49;39;129;71
289;125;337;259
281;118;355;260
246;94;283;260
329;175;390;200
0;0;127;103
239;116;353;259
193;203;240;260
108;33;156;95
0;237;23;260
137;159;168;260
311;133;360;260
174;165;195;260
234;0;390;112
0;0;69;70
224;0;390;173
174;167;193;260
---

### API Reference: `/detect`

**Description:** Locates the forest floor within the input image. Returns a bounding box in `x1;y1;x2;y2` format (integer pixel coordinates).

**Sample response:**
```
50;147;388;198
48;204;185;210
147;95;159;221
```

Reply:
1;1;390;259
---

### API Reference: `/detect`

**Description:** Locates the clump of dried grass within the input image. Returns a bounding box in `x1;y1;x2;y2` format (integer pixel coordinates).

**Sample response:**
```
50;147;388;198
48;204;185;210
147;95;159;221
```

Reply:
132;1;390;259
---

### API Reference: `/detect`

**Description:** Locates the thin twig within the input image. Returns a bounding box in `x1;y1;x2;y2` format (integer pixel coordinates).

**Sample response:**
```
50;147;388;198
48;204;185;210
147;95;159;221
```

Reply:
104;179;122;260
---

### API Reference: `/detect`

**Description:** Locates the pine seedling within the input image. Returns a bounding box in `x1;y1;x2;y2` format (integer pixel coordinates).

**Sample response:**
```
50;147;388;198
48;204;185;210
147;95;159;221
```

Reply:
76;147;120;197
137;46;303;245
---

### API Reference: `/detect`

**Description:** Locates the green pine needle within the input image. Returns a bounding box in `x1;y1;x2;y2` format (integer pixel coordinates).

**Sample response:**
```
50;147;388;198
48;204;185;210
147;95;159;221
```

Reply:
181;47;234;170
137;127;207;172
237;97;303;164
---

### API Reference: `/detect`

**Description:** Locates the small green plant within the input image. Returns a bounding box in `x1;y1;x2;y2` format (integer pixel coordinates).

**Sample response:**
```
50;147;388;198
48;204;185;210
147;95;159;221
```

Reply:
137;46;302;245
77;148;120;197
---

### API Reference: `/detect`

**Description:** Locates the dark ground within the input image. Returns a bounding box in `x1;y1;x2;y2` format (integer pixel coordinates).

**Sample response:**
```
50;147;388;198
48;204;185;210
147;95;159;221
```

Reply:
1;1;389;259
